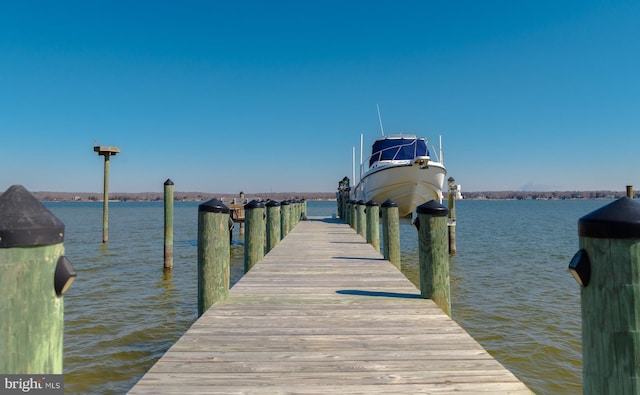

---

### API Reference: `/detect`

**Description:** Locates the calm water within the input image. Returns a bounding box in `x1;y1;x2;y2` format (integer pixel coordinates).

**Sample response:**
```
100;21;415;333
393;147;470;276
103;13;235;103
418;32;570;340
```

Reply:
47;199;604;394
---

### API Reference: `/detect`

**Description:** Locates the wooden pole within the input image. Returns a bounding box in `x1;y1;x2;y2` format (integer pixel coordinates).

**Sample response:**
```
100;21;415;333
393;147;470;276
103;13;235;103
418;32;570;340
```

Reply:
197;198;230;317
575;197;640;394
0;185;74;374
102;154;110;243
627;185;633;198
266;200;281;253
244;200;265;273
350;200;357;230
416;200;451;315
365;200;380;252
164;179;174;269
280;200;291;239
356;200;366;238
94;146;119;243
381;199;401;270
447;177;457;255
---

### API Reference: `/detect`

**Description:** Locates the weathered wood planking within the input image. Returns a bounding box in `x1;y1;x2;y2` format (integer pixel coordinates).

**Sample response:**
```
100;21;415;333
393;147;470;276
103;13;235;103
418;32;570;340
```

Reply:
128;217;532;394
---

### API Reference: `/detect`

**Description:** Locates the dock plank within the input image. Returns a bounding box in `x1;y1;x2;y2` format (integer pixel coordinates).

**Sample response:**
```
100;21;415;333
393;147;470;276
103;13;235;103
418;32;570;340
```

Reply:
128;217;532;394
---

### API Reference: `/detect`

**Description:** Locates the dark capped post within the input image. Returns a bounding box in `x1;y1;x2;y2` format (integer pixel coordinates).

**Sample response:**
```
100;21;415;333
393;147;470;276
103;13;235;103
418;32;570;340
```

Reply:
381;199;401;270
244;200;265;273
415;200;450;315
571;197;640;394
0;185;76;373
164;179;174;270
265;200;281;253
365;200;380;252
197;198;230;317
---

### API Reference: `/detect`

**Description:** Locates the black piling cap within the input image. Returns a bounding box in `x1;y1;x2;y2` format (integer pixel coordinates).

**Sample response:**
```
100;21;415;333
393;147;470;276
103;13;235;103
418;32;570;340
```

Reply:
366;200;379;207
579;197;640;239
381;199;398;208
356;200;365;205
281;200;290;205
266;200;281;207
416;200;449;217
0;185;65;248
164;179;174;186
244;200;265;209
199;198;230;214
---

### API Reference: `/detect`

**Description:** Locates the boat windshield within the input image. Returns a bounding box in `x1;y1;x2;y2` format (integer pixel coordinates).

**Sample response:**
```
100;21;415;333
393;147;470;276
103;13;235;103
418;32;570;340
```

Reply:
369;138;428;167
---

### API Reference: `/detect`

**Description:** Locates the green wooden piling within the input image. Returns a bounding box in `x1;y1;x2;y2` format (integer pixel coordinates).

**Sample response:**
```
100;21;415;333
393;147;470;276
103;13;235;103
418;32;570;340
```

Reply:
416;200;450;315
197;198;230;317
627;185;633;198
164;179;174;269
381;199;401;270
337;177;350;219
350;200;357;229
574;197;640;394
244;200;265;273
266;200;281;253
0;185;75;374
345;200;351;225
280;200;291;239
447;177;457;256
356;200;366;238
366;200;380;252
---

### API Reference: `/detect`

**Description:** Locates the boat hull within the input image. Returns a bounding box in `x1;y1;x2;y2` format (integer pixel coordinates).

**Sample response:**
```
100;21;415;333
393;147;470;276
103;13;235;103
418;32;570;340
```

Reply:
353;161;446;217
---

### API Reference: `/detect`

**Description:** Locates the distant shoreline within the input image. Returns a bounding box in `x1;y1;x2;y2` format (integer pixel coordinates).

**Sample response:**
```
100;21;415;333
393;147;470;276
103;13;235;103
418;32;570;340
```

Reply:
21;189;635;202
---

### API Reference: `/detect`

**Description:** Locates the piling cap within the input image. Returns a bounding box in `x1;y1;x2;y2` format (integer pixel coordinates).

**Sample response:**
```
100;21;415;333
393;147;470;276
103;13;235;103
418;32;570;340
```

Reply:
381;199;398;208
199;198;230;214
366;200;379;207
579;197;640;239
164;179;174;186
416;200;449;216
280;200;290;205
356;200;365;205
244;200;265;209
266;200;281;207
0;185;65;248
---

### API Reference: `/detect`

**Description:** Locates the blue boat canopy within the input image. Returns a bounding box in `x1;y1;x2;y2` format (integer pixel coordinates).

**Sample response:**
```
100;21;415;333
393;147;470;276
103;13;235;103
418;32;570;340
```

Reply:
369;137;428;167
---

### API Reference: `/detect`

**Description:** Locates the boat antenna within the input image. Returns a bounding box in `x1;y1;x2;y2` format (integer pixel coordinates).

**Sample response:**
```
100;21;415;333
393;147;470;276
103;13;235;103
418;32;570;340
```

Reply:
359;133;364;179
376;104;385;136
352;146;356;187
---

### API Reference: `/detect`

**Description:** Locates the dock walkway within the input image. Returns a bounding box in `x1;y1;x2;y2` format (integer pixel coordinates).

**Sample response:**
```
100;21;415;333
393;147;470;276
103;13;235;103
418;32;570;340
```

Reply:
129;217;532;394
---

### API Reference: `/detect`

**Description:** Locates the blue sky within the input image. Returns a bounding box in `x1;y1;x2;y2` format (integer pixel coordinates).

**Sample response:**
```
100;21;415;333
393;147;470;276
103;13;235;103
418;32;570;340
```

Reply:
1;1;638;193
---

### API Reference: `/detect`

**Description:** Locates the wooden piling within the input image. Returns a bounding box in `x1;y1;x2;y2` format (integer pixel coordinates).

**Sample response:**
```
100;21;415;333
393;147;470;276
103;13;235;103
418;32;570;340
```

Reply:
0;185;74;374
575;197;640;394
337;177;350;219
197;198;230;317
244;200;265;273
416;200;451;315
365;200;380;252
94;145;119;243
350;200;357;229
447;177;457;255
356;200;366;238
266;200;281;253
627;185;633;198
381;199;401;270
163;179;174;269
280;200;291;239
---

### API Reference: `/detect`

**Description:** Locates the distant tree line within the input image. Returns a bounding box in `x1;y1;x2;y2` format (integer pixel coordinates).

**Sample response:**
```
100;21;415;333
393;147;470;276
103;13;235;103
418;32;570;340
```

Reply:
5;189;635;203
26;191;338;202
454;190;634;200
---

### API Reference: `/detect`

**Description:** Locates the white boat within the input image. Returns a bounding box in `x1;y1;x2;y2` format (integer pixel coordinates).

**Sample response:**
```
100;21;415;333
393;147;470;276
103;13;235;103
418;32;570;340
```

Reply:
352;134;447;217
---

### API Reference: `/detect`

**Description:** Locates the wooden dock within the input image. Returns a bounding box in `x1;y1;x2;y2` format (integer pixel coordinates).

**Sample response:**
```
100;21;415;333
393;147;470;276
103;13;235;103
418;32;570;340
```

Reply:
128;217;532;394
